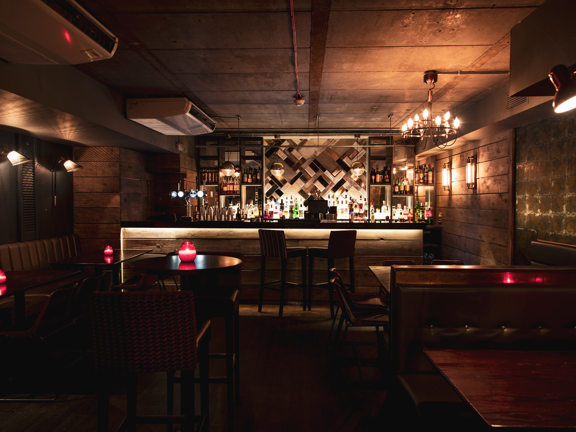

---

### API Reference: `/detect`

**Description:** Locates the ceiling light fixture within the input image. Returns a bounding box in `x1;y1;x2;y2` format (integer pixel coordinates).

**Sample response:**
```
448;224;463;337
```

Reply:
351;161;365;177
0;146;31;166
401;71;460;149
58;157;83;172
220;115;241;176
549;64;576;114
289;0;304;107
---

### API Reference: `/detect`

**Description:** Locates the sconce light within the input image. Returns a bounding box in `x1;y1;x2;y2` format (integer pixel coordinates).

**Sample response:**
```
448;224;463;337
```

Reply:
270;162;285;177
442;162;451;191
58;157;83;172
466;156;476;189
350;161;365;177
549;64;576;113
220;161;235;176
0;146;31;166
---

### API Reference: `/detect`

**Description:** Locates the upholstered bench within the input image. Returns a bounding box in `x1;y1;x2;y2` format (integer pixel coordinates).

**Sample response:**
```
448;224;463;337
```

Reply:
531;239;576;266
388;265;576;425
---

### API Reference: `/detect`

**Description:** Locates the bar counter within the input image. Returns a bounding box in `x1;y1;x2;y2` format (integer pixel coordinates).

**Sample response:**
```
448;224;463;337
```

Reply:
121;221;426;302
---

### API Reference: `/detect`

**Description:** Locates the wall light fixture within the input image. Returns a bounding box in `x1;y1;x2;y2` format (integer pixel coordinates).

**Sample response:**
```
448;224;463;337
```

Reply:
466;156;477;189
442;162;451;191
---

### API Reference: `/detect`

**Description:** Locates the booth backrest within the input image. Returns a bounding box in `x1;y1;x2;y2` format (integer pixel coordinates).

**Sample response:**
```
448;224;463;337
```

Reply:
390;268;576;376
531;239;576;266
0;234;81;271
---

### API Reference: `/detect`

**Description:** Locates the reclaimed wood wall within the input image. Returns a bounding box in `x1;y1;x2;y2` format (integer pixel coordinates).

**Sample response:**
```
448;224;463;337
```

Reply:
435;130;515;265
73;147;149;252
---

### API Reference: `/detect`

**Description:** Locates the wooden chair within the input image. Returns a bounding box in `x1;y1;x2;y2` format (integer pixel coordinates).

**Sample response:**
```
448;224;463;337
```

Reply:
430;259;463;265
258;229;307;317
308;230;357;317
331;276;389;381
90;291;211;432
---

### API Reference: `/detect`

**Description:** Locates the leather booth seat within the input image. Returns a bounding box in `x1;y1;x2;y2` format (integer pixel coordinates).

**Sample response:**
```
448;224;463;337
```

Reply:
390;267;576;420
531;239;576;266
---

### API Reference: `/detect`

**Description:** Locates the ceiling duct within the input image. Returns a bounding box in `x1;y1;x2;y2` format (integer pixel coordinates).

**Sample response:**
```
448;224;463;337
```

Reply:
0;0;118;65
126;97;216;136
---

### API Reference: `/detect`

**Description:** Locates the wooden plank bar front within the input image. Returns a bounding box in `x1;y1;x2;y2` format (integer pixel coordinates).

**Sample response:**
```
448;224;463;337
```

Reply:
121;221;424;304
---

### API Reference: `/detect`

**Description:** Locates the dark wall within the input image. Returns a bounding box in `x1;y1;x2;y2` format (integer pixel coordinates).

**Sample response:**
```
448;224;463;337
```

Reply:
0;131;74;245
515;109;576;264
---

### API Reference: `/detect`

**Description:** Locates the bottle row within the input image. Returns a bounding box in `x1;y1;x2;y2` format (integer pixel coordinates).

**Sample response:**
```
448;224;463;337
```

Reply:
415;164;434;185
200;166;262;185
370;166;391;184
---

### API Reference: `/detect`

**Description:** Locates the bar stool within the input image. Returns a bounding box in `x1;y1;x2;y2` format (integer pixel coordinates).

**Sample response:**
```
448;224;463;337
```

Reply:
308;230;357;317
258;229;307;318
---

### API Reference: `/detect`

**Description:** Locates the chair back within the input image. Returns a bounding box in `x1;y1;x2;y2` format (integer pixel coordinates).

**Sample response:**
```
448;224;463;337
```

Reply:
327;230;356;259
431;259;463;265
72;273;107;319
382;260;415;266
90;291;199;374
34;283;77;338
331;277;354;321
259;229;288;259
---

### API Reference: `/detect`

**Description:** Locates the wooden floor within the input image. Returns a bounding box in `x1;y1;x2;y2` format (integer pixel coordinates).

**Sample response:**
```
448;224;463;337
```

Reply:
0;304;400;432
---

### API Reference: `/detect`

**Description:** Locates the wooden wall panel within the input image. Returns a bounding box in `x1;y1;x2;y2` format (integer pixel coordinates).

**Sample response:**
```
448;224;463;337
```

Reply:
435;130;514;265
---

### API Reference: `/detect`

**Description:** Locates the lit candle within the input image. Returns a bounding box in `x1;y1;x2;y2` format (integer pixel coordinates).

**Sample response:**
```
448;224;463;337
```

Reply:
0;269;6;284
178;241;197;262
104;246;114;256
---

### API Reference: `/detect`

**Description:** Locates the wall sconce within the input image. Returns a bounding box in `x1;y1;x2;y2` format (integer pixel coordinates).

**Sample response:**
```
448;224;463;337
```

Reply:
442;162;451;191
58;157;83;172
350;161;365;176
466;156;477;189
549;64;576;113
0;146;31;166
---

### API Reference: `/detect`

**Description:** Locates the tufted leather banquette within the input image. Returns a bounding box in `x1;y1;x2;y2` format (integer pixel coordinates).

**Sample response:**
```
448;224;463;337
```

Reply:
0;234;81;271
531;239;576;266
389;265;576;418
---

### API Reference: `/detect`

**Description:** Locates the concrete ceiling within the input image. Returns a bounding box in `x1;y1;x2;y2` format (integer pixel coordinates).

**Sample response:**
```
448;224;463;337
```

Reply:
72;0;544;136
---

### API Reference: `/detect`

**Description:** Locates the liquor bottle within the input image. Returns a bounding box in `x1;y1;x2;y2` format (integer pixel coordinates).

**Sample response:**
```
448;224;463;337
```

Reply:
426;203;433;224
257;167;261;183
376;168;382;184
289;197;294;219
279;199;284;219
394;179;399;194
384;166;389;184
243;167;248;183
371;168;376;184
427;164;434;184
294;198;299;219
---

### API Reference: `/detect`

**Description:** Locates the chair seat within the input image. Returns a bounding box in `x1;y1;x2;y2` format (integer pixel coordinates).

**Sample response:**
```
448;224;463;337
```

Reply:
286;247;307;258
349;293;387;310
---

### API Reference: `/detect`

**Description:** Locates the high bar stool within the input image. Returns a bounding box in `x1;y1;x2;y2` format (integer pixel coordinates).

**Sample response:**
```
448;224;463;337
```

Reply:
308;230;357;317
258;229;307;318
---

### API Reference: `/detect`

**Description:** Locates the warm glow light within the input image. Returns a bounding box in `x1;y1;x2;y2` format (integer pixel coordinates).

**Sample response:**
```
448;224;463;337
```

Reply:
178;241;197;262
270;162;285;177
423;109;429;119
104;246;114;256
104;256;113;264
0;269;6;284
414;114;420;122
221;161;235;176
454;117;460;128
402;124;407;132
63;30;72;43
61;159;83;172
466;156;476;189
0;287;6;296
407;118;414;128
503;273;515;283
442;162;451;191
444;111;450;121
393;167;396;175
435;116;442;126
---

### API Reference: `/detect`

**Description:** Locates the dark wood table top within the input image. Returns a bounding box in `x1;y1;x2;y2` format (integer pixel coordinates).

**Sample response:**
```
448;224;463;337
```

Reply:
424;349;576;429
0;270;81;298
130;254;242;276
368;266;392;294
51;249;152;266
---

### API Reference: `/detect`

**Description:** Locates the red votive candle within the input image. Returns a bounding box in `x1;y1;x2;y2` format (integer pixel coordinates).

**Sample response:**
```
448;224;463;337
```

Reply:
178;241;197;262
104;246;113;256
0;269;6;284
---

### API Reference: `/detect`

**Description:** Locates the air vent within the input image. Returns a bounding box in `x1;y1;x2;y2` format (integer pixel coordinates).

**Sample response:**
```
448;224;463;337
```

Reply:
507;96;528;110
41;0;117;54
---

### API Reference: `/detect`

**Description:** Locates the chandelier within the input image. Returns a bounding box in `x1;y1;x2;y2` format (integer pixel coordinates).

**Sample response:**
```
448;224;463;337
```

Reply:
401;71;460;149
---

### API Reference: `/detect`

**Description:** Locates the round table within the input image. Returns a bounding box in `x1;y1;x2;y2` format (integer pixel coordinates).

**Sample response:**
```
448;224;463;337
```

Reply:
130;254;243;290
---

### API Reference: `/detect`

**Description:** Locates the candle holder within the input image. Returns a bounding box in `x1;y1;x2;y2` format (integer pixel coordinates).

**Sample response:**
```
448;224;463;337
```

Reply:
104;246;114;256
0;269;6;284
178;241;197;262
